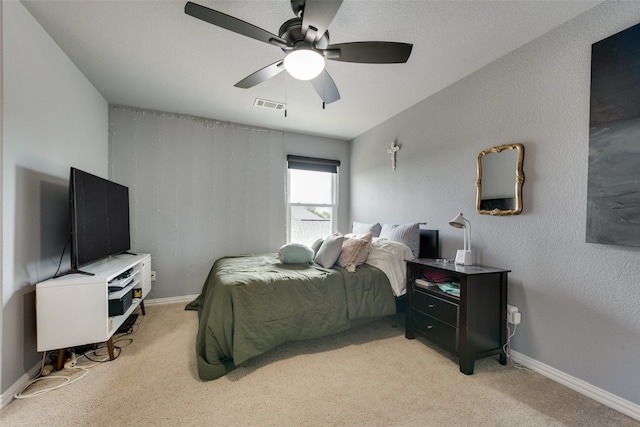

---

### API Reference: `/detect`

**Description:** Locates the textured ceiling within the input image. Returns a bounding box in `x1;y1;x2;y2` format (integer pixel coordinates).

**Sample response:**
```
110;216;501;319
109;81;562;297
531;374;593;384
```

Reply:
21;0;601;140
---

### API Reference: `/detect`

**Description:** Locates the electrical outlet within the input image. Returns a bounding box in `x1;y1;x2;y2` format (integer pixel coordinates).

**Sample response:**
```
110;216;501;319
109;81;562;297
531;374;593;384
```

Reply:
151;271;156;281
507;304;521;324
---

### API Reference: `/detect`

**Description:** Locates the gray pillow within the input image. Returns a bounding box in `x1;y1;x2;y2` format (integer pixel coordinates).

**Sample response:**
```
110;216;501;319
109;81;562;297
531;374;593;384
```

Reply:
314;234;344;268
352;221;382;237
379;223;421;257
278;243;315;264
310;238;324;255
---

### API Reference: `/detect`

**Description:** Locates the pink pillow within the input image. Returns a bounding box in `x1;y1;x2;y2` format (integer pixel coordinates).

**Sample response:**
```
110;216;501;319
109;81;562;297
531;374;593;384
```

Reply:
338;232;373;272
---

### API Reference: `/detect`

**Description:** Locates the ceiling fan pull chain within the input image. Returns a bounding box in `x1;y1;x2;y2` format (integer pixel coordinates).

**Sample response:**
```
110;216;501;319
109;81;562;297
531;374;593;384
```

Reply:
185;1;410;106
322;71;326;110
285;73;288;117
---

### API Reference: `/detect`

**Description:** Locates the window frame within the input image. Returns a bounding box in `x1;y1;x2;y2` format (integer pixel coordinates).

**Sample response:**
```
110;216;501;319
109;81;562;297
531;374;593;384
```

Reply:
286;156;340;244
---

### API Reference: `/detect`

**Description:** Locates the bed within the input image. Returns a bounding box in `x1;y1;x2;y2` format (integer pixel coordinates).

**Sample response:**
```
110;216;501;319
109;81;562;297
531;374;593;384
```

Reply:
186;228;440;381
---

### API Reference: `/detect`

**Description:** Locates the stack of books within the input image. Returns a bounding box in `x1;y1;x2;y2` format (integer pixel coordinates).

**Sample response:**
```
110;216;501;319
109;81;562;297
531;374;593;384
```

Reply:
415;278;460;297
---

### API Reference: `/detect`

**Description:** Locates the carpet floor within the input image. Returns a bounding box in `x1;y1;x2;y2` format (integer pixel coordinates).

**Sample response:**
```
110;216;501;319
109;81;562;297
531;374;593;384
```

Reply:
1;302;638;426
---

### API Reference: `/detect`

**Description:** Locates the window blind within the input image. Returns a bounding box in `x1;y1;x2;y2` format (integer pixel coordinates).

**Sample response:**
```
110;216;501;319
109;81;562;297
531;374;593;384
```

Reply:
287;155;340;174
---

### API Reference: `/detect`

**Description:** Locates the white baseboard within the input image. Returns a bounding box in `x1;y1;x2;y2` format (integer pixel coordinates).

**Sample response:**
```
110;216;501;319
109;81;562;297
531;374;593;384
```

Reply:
7;305;636;422
1;361;41;409
144;294;199;306
511;350;640;422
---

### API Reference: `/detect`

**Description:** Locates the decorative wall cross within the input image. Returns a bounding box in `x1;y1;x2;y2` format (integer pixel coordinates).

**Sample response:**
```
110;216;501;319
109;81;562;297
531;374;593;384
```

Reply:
387;141;400;170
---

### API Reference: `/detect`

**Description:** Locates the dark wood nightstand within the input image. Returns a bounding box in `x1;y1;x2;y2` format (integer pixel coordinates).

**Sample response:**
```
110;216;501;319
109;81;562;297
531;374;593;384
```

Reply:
405;258;509;374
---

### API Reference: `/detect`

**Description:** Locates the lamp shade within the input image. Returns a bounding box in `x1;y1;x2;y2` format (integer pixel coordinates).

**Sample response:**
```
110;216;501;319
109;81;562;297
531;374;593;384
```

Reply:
449;213;467;229
283;49;325;80
449;212;472;265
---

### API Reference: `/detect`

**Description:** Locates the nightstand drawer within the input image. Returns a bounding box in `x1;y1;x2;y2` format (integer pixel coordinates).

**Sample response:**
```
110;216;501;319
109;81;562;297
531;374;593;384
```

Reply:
410;310;458;351
411;288;458;327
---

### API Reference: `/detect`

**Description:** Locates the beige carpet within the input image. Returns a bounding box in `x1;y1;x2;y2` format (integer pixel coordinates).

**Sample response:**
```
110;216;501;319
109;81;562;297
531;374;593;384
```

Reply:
1;302;638;427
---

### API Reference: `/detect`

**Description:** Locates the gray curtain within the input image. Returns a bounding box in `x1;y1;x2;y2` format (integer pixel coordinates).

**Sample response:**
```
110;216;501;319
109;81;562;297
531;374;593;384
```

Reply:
109;106;286;298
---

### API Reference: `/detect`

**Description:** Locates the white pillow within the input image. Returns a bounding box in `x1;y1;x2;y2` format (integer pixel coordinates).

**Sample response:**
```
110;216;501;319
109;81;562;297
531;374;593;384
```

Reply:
379;223;421;257
371;239;414;261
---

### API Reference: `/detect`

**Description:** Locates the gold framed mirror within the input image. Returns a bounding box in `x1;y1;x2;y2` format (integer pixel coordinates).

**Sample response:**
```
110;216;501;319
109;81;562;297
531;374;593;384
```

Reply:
476;143;525;216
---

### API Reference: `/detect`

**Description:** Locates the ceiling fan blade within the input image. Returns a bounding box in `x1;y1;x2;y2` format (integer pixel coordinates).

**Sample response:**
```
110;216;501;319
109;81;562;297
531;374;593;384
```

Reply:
301;0;343;43
324;42;413;63
310;70;341;104
185;2;287;48
234;60;285;89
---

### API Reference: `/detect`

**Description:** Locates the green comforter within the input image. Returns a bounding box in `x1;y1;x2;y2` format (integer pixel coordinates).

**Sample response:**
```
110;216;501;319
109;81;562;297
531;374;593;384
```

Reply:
185;254;396;380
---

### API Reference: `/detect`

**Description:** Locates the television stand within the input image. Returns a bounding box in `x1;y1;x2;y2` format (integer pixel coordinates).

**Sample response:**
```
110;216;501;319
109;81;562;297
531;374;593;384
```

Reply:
36;253;152;369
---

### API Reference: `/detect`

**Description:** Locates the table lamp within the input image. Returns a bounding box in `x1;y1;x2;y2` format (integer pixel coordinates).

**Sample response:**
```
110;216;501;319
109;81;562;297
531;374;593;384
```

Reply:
449;212;472;265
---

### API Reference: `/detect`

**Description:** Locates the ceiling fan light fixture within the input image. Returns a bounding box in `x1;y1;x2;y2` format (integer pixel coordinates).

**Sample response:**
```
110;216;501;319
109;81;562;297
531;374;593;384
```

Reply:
283;49;325;80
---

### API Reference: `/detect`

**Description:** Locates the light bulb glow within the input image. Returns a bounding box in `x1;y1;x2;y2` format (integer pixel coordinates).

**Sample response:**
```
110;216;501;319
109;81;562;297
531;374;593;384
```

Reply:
283;49;325;80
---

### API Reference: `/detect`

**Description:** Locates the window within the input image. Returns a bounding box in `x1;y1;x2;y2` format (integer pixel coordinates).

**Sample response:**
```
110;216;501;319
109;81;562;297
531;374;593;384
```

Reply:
286;155;340;246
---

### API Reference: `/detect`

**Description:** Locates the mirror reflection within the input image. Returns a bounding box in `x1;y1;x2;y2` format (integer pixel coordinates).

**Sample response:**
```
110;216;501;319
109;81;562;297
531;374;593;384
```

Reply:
476;144;524;216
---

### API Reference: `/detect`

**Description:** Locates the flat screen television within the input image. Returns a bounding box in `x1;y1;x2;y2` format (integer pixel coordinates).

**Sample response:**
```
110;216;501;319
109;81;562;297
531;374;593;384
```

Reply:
69;167;131;271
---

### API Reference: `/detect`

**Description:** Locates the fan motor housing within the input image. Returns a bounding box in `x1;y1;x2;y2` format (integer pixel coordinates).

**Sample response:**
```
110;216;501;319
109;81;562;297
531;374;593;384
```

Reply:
290;0;306;17
279;17;329;51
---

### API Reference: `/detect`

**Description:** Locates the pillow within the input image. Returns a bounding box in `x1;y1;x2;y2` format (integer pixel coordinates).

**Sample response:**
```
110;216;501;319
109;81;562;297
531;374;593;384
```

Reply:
371;239;414;261
344;231;373;262
314;234;344;268
379;223;421;257
310;238;324;255
278;243;315;264
352;221;382;237
338;234;372;272
344;231;374;241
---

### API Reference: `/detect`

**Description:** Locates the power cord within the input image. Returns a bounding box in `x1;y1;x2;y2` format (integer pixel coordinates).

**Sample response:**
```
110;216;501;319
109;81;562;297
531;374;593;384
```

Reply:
503;322;517;362
15;313;143;399
14;350;101;399
502;320;533;372
52;240;70;278
77;343;117;363
116;310;145;335
82;339;131;362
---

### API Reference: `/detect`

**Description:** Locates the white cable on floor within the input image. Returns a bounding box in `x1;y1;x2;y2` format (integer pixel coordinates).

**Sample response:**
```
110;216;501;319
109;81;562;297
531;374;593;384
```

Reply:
14;352;106;399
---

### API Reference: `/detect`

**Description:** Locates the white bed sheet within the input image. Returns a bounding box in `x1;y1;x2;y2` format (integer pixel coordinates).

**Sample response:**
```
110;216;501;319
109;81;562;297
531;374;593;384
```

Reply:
365;239;415;296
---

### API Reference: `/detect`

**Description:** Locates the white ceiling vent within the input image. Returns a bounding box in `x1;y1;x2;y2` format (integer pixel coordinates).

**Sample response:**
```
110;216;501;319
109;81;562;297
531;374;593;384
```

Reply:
254;98;286;111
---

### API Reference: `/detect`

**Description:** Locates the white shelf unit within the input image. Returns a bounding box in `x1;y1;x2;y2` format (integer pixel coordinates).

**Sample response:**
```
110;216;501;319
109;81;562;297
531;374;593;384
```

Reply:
36;253;151;363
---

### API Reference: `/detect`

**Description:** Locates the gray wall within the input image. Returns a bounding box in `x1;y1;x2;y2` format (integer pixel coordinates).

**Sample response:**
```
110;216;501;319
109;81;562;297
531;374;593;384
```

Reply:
1;1;108;395
109;106;349;300
4;0;639;413
350;1;640;406
0;0;4;400
0;0;4;399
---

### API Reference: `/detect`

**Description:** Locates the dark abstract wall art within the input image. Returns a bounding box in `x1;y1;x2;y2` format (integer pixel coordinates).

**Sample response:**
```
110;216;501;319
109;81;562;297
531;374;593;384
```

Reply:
587;22;640;247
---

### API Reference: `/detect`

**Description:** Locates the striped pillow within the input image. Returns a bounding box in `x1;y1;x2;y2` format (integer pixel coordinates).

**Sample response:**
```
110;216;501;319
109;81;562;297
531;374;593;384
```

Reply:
379;223;421;257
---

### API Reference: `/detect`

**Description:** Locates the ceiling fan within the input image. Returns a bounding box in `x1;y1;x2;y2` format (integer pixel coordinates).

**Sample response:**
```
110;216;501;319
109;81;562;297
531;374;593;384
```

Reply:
184;0;413;105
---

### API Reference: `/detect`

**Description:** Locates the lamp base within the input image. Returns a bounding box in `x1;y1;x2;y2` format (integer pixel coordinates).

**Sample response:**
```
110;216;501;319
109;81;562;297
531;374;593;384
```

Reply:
455;250;473;266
